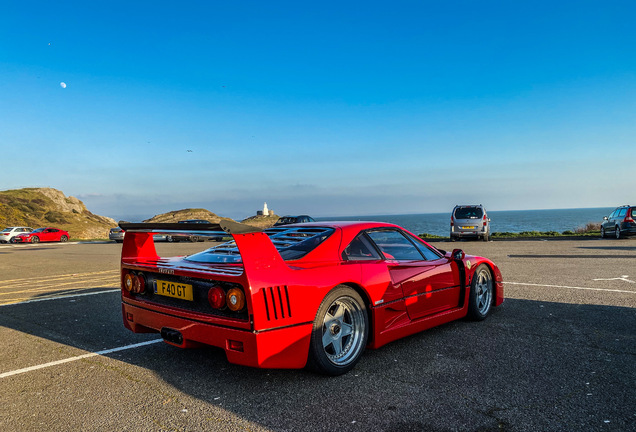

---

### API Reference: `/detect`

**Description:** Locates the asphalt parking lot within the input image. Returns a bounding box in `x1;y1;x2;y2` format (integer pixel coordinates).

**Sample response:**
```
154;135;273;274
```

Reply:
0;239;634;431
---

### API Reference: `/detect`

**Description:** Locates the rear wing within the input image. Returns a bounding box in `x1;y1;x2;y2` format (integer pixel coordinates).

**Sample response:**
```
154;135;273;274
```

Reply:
119;220;291;280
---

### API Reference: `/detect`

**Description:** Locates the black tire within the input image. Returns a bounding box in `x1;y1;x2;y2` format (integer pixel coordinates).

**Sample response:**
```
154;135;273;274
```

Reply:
31;236;40;244
615;225;622;239
60;235;68;242
600;226;606;238
166;235;174;243
307;286;368;376
9;238;16;244
482;233;489;242
189;235;199;242
450;235;456;242
116;240;123;243
467;264;493;321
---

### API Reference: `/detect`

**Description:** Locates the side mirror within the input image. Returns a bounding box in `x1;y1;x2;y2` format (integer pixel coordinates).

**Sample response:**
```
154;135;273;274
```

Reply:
603;216;608;221
452;249;465;261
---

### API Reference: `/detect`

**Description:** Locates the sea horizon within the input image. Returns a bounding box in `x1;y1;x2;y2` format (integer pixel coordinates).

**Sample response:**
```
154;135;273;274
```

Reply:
111;206;616;237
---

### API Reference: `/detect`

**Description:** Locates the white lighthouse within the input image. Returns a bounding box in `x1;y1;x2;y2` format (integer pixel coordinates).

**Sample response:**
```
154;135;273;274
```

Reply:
263;202;269;216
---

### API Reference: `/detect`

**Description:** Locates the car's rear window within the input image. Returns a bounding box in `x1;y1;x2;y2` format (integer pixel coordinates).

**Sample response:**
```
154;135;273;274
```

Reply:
631;208;636;218
185;226;334;264
454;207;484;219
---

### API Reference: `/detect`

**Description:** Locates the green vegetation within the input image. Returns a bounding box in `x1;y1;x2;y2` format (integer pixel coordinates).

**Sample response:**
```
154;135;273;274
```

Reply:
418;222;601;240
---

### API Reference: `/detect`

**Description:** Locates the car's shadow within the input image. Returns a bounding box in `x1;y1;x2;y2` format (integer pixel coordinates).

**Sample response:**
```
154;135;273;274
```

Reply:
2;294;635;431
578;245;636;251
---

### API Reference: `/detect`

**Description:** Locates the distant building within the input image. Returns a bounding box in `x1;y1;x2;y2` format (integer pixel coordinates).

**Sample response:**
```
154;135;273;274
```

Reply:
256;202;274;216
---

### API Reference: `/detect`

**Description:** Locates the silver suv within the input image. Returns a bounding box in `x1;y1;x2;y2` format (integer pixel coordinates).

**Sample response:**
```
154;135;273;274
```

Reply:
450;205;490;241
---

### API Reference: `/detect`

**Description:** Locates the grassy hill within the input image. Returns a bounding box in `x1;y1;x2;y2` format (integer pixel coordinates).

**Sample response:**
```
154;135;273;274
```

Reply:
0;188;116;239
143;208;233;224
144;208;280;229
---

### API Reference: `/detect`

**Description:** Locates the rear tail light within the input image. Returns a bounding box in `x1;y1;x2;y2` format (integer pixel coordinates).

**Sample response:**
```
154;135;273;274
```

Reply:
625;212;634;223
227;288;246;312
450;218;454;227
483;215;488;226
208;286;226;309
123;272;145;294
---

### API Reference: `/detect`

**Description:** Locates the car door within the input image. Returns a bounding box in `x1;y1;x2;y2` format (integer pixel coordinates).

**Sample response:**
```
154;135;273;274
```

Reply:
366;229;460;320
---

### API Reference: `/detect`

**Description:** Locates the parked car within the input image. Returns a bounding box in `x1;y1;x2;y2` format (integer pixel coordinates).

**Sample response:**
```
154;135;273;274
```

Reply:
169;219;223;242
119;220;503;375
109;227;125;242
450;205;491;241
13;227;70;243
273;215;315;226
601;205;636;239
0;226;33;243
110;226;167;243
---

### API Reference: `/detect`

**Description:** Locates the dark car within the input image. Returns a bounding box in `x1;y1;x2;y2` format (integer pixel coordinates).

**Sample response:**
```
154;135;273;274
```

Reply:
601;205;636;239
175;219;224;241
274;215;315;226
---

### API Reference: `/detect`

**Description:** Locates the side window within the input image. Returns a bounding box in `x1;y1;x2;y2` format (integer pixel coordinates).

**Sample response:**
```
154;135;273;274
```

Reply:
342;234;381;261
609;210;618;219
367;230;423;261
617;209;627;218
407;234;443;261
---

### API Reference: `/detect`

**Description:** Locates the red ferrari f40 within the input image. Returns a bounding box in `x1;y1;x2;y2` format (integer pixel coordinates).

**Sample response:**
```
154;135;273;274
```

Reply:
120;220;503;375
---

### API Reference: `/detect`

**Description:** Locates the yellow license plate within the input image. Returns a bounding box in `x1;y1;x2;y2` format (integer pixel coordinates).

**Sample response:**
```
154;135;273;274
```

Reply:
462;226;476;230
155;280;194;301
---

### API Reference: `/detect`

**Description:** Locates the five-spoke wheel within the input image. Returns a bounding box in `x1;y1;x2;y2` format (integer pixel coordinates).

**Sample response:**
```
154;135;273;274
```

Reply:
467;265;493;321
308;286;368;376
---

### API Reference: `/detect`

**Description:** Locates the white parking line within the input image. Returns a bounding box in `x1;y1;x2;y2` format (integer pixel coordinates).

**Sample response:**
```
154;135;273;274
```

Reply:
0;339;164;379
505;281;635;294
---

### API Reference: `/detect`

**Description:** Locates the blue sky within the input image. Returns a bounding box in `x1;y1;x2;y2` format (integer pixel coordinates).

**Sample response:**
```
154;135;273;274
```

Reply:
1;1;635;221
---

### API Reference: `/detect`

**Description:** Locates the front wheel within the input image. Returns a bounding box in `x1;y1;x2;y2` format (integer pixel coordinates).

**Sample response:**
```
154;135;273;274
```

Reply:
307;286;368;376
467;265;493;321
600;226;606;238
31;236;40;243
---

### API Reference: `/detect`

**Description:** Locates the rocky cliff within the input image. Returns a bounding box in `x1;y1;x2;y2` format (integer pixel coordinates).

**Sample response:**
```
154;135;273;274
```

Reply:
0;188;116;239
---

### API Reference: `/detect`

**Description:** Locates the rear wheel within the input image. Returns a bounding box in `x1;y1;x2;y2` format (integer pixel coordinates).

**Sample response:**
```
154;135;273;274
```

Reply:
60;235;68;242
467;265;493;321
189;235;199;242
31;236;40;244
166;235;174;242
615;225;622;239
307;286;368;376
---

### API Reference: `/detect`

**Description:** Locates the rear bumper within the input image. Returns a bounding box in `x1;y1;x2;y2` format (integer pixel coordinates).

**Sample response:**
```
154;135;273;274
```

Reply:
451;230;488;239
122;302;312;369
620;224;636;237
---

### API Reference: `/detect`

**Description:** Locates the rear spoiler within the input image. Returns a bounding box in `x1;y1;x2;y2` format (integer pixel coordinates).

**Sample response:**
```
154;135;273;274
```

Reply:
119;220;290;276
119;220;262;236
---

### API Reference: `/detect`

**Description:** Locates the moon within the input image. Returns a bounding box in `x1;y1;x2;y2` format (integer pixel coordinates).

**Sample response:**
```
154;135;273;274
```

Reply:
60;82;67;88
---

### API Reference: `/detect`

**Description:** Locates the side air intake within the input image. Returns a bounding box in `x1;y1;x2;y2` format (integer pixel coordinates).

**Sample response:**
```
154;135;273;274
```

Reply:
262;286;292;320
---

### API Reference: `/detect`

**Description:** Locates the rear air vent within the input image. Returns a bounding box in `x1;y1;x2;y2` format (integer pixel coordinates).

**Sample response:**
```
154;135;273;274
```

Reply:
262;286;292;320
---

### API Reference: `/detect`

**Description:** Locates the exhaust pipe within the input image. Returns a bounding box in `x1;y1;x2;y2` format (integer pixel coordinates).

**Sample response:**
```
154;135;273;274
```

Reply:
160;327;183;345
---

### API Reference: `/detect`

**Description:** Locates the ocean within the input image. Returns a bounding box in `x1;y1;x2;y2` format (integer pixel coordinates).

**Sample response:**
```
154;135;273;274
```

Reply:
316;207;614;237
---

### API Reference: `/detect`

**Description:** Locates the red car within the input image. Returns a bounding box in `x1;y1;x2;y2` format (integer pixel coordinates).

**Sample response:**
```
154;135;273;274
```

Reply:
120;220;503;375
13;227;70;243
